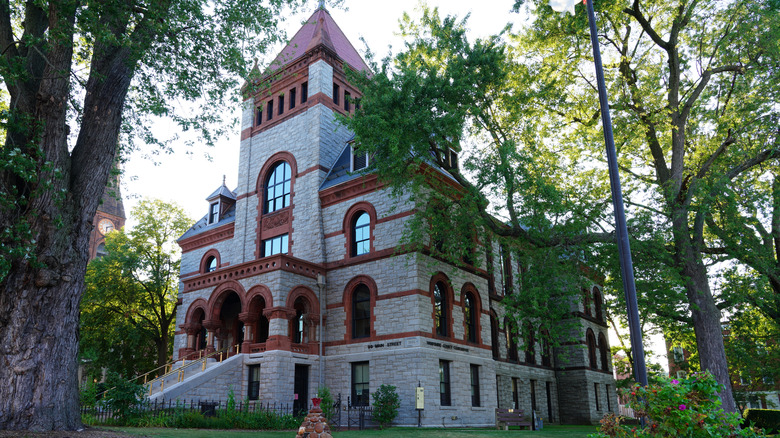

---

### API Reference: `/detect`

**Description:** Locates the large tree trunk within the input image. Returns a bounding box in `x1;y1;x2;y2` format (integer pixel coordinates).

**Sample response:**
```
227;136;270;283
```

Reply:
0;9;134;429
673;212;737;413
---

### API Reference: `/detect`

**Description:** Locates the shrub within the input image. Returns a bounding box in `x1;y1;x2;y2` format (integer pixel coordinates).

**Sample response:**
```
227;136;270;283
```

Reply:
101;371;146;424
372;384;400;429
590;372;765;437
744;409;780;434
317;385;335;421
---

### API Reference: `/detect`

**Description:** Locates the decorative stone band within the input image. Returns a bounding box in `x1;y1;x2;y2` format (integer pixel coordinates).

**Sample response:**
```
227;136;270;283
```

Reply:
181;254;324;293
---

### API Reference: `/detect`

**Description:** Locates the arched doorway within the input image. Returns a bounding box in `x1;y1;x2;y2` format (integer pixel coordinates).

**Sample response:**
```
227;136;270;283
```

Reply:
218;292;243;353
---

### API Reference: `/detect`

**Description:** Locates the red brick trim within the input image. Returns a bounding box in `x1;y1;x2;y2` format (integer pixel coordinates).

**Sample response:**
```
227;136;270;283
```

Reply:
183;299;209;328
376;209;415;224
460;282;483;346
207;280;247;320
341;275;378;341
255;152;298;259
178;223;235;252
298;164;330;178
430;272;455;339
319;174;384;207
323;331;492;351
199;249;222;274
236;190;257;201
342;202;377;260
181;255;324;293
246;285;273;313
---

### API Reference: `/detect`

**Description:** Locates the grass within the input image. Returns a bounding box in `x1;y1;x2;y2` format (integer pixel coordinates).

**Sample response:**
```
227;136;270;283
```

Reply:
108;425;599;438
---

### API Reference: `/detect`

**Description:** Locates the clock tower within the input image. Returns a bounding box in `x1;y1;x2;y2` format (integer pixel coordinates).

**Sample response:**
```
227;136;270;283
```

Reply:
88;172;126;259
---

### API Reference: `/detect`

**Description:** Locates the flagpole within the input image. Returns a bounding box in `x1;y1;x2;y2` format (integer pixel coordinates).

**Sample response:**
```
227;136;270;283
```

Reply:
582;0;649;390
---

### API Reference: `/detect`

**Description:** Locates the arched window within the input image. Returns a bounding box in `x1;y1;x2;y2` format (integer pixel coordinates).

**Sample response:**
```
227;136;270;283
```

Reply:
464;292;477;343
524;324;536;365
506;318;519;362
206;256;217;272
96;243;107;258
352;212;370;256
593;287;603;321
599;332;609;372
586;328;597;369
293;297;306;343
540;328;552;367
265;161;291;213
352;284;371;338
583;288;592;316
434;282;448;337
490;314;500;359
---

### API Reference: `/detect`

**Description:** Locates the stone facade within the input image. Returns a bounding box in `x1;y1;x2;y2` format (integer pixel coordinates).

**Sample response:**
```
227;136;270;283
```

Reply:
169;7;617;426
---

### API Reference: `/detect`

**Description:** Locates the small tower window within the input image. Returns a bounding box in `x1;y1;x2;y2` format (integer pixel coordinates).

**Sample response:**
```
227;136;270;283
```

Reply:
289;88;296;110
301;82;308;103
209;202;219;224
266;100;273;121
344;91;351;111
351;144;369;172
255;106;262;126
333;83;340;105
278;95;284;115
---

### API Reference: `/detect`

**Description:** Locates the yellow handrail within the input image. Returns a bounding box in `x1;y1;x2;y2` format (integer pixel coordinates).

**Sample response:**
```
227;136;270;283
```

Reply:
145;345;239;396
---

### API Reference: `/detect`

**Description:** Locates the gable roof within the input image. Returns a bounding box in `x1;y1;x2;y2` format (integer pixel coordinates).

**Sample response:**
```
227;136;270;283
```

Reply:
269;8;369;73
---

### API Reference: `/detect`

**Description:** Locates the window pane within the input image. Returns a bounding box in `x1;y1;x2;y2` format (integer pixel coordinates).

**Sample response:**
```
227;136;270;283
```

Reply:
281;235;288;254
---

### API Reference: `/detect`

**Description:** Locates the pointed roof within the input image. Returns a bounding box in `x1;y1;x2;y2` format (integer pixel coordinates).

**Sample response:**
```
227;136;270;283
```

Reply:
206;182;236;202
269;8;369;73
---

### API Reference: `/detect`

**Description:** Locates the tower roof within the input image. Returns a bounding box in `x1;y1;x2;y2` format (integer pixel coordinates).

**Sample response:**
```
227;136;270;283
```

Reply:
269;8;369;73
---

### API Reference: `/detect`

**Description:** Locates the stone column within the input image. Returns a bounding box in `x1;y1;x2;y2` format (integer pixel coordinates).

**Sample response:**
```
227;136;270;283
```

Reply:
239;312;258;353
203;319;221;355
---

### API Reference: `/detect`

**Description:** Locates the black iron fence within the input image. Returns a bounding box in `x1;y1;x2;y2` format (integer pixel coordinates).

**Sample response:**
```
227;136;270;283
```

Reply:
330;393;374;431
81;398;299;424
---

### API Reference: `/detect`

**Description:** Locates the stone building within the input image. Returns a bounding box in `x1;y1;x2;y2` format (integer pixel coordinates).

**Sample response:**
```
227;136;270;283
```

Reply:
166;7;616;426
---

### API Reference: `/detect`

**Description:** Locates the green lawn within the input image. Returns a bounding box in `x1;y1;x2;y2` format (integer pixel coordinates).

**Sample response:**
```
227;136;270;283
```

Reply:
109;425;599;438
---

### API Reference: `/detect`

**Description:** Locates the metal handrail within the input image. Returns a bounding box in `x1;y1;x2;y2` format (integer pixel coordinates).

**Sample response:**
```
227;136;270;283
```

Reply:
146;344;240;396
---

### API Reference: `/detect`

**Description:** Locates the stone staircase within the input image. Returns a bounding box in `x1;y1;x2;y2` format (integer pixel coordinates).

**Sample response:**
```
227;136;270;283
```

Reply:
147;353;245;402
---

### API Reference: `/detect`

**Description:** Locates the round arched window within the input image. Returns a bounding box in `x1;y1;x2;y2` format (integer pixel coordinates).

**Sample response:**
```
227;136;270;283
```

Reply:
265;161;291;213
206;256;217;272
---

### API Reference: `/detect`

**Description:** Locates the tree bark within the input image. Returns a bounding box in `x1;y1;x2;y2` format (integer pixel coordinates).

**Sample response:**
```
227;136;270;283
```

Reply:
0;6;134;430
673;211;737;413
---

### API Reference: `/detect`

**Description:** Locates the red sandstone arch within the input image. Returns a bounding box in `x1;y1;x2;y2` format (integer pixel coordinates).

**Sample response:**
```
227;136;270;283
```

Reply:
246;285;273;312
429;272;454;338
256;151;299;194
342;202;377;258
199;249;221;273
342;275;378;340
460;282;483;345
208;280;247;321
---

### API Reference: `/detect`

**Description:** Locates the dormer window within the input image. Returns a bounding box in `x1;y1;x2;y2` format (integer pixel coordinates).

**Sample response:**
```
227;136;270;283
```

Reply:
209;202;219;224
351;144;369;172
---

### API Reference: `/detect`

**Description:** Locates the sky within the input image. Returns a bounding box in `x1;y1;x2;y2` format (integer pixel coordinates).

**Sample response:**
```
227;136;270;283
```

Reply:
122;0;528;226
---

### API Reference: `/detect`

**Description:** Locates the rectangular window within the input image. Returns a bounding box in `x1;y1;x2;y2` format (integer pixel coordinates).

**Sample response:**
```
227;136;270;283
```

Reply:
352;361;369;406
530;379;537;412
594;383;600;411
209;202;219;224
289;88;296;110
301;82;308;103
470;364;480;407
262;234;289;257
351;144;368;171
333;83;340;105
255;106;262;126
501;245;512;295
278;95;284;115
439;360;451;406
344;91;351;111
512;377;519;409
248;365;261;401
267;100;273;121
605;384;611;411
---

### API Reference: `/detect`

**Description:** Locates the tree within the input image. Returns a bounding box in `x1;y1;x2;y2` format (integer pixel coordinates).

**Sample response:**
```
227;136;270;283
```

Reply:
343;1;779;413
371;384;400;429
0;0;305;430
80;199;191;380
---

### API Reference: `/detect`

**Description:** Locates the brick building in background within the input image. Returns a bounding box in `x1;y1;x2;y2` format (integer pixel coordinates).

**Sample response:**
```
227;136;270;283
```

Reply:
163;7;616;426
